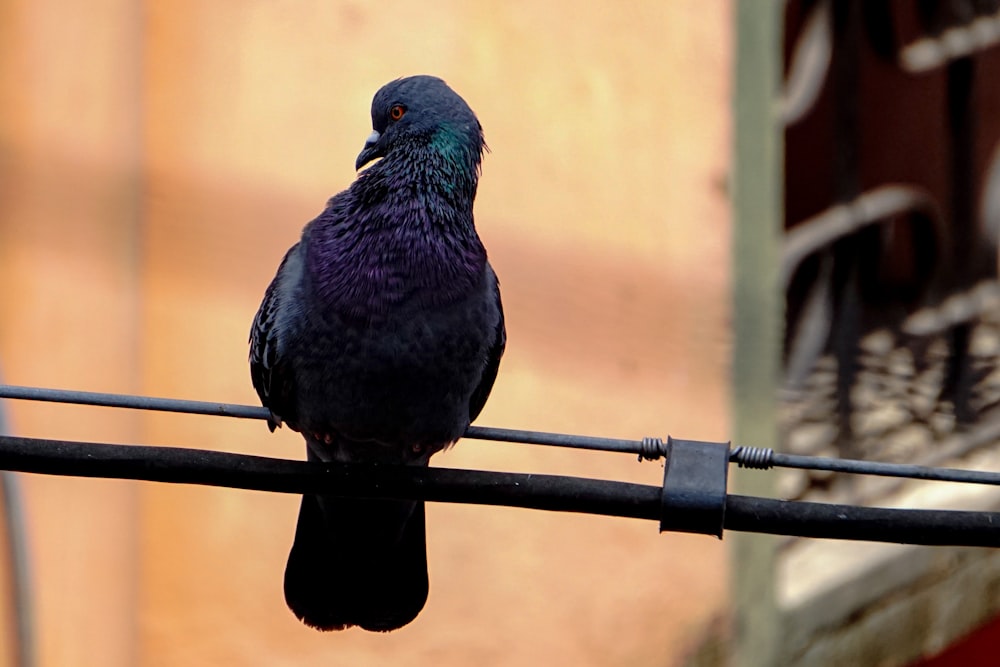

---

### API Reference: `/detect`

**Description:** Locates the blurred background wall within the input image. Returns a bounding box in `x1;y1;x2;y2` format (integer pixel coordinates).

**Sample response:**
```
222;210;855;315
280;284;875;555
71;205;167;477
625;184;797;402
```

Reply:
0;2;733;666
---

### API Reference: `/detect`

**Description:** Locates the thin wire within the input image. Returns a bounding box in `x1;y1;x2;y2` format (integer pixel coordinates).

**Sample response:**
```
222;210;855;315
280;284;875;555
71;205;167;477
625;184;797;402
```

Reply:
464;426;652;456
3;384;1000;488
0;384;269;420
774;451;1000;485
0;384;653;455
729;445;1000;487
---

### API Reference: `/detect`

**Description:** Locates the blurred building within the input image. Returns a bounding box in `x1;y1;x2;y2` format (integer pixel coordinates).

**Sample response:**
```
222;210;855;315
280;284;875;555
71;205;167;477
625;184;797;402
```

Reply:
776;1;1000;665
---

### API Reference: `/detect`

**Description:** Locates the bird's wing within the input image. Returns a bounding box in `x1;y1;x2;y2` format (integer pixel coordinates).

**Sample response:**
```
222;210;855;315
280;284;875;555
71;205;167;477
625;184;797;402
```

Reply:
250;243;303;431
469;268;506;423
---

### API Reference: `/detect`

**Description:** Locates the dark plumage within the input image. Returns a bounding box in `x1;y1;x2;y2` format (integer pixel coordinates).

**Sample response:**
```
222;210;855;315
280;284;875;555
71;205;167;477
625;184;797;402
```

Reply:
249;76;505;632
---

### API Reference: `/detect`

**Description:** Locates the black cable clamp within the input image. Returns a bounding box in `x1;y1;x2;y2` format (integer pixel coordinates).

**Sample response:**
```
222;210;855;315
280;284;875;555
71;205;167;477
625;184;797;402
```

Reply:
659;437;730;538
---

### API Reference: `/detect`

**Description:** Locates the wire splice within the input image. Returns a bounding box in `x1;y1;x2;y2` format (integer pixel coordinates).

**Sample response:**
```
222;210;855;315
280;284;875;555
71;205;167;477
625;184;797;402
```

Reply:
659;438;730;537
730;445;776;469
638;436;667;461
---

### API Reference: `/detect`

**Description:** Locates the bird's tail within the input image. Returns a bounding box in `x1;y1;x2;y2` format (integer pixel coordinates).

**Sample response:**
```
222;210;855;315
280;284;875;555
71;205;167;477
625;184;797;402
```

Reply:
283;485;429;632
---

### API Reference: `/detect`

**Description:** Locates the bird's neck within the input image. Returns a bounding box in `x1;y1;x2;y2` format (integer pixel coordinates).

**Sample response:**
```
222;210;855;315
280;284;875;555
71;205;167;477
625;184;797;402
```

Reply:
377;131;483;206
305;166;487;319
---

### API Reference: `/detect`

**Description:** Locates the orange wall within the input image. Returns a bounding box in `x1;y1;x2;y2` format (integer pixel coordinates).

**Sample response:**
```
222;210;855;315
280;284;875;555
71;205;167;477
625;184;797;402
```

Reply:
0;1;142;664
0;2;731;665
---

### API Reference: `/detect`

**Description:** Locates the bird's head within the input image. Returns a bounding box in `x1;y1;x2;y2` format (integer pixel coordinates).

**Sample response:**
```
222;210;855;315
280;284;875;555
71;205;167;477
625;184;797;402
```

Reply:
355;76;485;172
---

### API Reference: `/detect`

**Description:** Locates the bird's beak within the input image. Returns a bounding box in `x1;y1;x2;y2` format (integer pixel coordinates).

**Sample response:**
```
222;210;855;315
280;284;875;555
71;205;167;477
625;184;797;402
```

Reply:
355;130;383;170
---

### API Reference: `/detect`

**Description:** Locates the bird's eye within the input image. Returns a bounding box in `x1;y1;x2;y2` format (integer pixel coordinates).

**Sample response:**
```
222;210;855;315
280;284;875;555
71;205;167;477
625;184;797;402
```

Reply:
389;104;406;121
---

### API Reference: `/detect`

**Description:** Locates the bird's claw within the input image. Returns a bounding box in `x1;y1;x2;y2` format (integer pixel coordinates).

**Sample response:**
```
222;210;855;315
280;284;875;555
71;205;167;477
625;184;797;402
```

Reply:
267;411;283;432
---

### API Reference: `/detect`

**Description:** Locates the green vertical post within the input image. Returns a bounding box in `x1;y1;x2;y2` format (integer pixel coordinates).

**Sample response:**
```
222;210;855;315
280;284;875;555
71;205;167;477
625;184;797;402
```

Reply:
731;1;783;666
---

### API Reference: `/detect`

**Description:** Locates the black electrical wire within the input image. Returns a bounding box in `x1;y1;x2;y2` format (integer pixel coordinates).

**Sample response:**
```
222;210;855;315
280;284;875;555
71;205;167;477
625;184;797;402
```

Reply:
725;496;1000;546
0;433;998;547
0;434;661;520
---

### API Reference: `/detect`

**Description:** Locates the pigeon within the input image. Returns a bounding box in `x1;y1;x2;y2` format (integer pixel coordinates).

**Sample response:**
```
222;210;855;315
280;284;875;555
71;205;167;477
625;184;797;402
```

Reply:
249;76;505;632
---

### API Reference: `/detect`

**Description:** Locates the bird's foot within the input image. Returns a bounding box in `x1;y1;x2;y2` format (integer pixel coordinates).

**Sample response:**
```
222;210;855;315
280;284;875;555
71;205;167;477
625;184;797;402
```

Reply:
309;431;335;446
